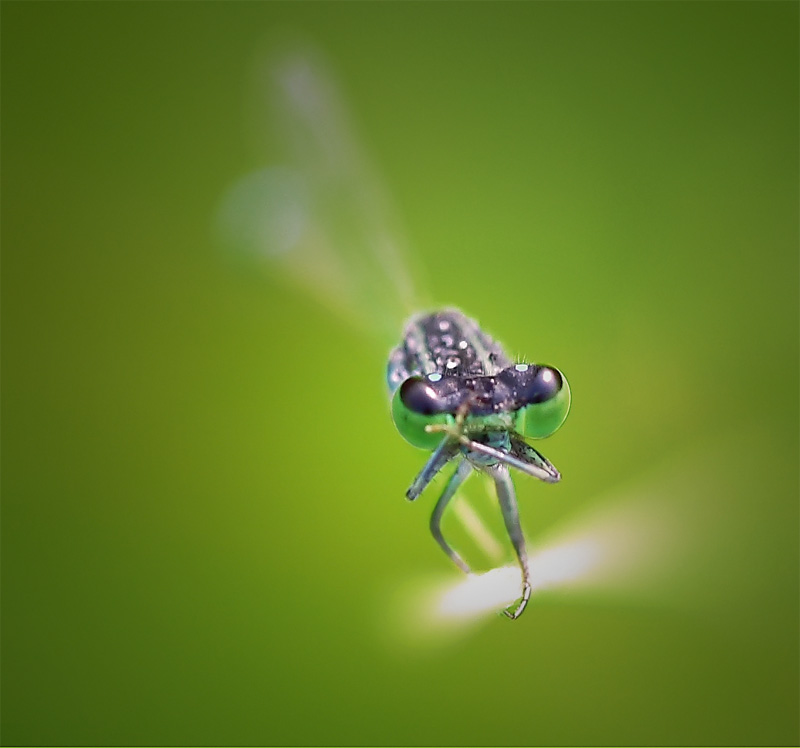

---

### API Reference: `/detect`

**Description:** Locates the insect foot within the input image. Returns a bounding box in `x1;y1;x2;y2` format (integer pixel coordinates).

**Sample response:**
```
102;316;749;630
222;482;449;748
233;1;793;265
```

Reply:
502;582;532;620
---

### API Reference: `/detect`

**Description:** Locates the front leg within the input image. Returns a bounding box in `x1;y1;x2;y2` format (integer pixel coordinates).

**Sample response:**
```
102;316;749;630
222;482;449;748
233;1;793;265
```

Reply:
509;435;561;483
405;438;459;501
429;459;473;574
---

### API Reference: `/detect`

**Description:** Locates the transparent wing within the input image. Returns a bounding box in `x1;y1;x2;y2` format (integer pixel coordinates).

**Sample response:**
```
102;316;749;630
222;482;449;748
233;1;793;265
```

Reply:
216;42;428;346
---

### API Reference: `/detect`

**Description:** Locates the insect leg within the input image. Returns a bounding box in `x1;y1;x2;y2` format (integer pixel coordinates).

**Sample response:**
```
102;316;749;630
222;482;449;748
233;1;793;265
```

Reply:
429;459;473;574
405;437;459;501
424;405;559;483
490;464;532;620
508;435;561;483
444;435;560;483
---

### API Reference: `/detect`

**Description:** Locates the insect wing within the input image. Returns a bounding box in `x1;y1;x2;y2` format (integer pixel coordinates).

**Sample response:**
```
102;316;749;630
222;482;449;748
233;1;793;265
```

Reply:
216;44;427;348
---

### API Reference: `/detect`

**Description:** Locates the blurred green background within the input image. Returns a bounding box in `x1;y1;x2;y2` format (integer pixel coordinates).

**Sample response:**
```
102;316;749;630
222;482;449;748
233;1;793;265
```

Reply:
3;2;798;746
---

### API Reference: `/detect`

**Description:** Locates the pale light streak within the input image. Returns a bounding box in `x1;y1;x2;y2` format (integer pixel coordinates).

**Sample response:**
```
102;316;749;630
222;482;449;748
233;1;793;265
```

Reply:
435;542;602;620
383;430;774;652
437;566;521;619
414;489;676;633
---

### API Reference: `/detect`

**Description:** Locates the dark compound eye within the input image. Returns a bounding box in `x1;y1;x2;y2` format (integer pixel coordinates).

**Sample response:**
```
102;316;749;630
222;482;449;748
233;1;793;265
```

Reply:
399;376;448;415
522;366;563;405
392;376;454;450
515;365;571;439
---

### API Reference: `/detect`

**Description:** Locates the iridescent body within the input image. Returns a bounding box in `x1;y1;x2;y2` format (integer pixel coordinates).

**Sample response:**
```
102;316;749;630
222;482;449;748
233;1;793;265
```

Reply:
388;308;570;619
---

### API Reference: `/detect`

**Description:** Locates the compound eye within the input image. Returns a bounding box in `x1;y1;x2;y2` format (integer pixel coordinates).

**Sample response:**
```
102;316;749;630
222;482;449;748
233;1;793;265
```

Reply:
399;376;447;415
516;366;571;439
524;366;563;404
392;376;453;450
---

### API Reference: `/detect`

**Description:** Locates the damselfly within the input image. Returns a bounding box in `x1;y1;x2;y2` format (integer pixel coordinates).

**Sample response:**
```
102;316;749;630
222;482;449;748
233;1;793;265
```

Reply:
388;309;569;618
218;46;571;620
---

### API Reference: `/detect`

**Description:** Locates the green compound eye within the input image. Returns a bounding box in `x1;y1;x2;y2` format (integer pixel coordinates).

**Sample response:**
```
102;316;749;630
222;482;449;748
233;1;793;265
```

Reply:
391;376;454;450
515;366;571;439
